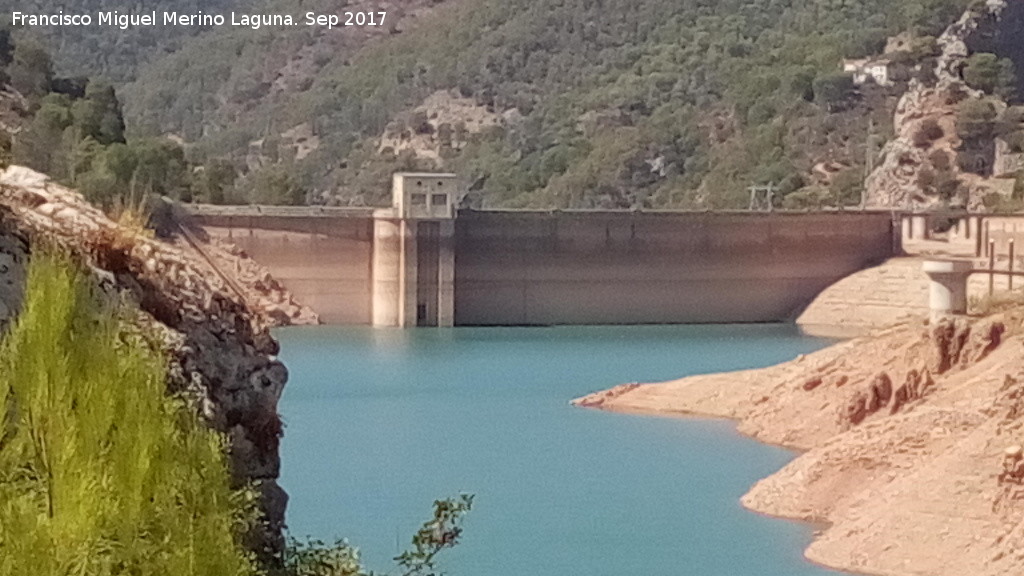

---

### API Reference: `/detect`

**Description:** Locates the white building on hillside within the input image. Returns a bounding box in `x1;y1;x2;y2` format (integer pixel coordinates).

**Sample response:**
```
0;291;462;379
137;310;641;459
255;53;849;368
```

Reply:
843;58;892;86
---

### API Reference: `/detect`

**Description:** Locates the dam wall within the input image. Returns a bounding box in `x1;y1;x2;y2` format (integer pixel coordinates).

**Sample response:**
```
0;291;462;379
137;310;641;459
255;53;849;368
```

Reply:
191;202;897;326
453;211;895;325
200;217;374;325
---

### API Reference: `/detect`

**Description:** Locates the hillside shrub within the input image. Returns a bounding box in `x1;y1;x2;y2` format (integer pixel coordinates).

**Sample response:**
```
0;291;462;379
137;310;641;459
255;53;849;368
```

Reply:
929;149;952;170
957;99;998;140
963;52;1018;100
914;119;945;147
957;98;999;175
830;167;864;206
1002;130;1024;153
813;73;856;110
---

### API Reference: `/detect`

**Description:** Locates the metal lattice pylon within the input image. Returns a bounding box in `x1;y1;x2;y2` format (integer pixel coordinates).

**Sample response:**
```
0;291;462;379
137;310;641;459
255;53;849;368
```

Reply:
748;183;778;211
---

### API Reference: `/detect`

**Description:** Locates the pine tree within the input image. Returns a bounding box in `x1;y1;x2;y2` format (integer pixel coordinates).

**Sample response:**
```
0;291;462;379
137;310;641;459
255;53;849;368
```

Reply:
0;250;256;576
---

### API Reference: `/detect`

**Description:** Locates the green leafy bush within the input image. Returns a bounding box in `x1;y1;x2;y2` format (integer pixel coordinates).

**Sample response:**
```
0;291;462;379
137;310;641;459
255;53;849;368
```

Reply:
285;495;474;576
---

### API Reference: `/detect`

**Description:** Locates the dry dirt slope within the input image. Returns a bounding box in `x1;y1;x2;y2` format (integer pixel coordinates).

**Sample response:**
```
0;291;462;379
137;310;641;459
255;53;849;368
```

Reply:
575;312;1024;576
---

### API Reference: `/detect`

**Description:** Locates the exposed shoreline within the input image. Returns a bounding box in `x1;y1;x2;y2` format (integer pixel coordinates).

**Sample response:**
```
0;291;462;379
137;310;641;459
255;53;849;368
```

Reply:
573;314;1024;576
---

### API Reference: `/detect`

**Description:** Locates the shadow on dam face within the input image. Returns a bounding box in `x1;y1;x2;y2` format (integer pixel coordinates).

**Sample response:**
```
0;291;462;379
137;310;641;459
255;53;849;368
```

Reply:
192;209;897;327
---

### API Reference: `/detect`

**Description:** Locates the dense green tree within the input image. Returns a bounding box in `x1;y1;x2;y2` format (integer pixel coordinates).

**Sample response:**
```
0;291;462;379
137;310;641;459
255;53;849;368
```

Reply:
7;38;52;102
249;164;306;206
956;98;999;175
830;167;865;206
130;137;190;198
194;159;238;205
72;80;127;145
957;98;999;140
0;29;13;85
91;0;971;208
813;73;856;110
963;52;1018;100
11;74;136;206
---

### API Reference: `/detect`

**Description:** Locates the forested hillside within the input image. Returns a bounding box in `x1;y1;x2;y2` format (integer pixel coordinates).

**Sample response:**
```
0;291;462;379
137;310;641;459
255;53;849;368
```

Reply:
3;0;983;208
3;0;243;83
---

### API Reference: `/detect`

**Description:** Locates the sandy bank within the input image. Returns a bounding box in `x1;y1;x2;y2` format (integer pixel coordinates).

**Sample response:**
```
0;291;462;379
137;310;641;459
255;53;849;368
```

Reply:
574;313;1024;576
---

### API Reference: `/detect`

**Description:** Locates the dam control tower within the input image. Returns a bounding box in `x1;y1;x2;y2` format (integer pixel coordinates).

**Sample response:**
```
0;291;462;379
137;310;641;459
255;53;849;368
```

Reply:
372;173;457;328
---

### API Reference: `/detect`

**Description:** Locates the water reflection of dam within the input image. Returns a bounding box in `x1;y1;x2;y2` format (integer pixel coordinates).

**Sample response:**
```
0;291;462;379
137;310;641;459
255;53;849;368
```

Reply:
186;174;898;327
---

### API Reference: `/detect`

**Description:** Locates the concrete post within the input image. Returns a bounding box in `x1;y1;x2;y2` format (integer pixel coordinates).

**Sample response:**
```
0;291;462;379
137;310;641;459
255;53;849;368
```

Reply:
901;214;912;244
922;259;973;321
974;216;984;257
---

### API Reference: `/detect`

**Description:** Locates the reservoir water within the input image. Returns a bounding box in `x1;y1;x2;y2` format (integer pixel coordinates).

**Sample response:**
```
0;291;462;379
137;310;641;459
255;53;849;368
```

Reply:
278;325;845;576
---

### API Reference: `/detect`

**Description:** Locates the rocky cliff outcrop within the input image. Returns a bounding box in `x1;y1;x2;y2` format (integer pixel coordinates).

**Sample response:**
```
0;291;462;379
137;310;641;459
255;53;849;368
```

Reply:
865;0;1011;210
0;166;288;565
168;219;320;327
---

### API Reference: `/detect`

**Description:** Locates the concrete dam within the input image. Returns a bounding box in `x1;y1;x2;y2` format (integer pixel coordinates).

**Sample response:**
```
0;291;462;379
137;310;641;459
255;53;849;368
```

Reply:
187;173;899;327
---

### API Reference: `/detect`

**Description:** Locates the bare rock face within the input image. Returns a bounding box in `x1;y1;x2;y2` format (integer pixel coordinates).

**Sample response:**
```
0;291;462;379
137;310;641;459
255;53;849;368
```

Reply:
171;226;320;327
864;0;1010;210
0;167;288;565
868;372;894;412
802;376;824;391
999;444;1024;485
844;372;894;426
890;368;935;414
0;214;27;333
935;1;1008;90
929;317;1005;374
832;318;1003;429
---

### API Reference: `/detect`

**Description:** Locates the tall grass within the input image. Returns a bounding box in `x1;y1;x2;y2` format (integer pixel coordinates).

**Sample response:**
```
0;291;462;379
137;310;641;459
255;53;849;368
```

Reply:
0;250;256;576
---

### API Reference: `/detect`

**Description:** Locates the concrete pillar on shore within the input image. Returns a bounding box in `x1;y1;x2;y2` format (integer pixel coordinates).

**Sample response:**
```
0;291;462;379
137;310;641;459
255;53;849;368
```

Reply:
968;216;980;241
922;259;973;321
901;214;913;243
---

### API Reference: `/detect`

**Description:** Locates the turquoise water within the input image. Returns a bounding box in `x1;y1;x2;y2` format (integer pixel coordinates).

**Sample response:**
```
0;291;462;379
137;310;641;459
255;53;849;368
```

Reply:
277;325;845;576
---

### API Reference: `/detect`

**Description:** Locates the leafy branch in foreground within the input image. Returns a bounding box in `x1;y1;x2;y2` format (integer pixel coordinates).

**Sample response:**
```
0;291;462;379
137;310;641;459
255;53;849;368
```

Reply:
285;495;474;576
395;495;474;576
